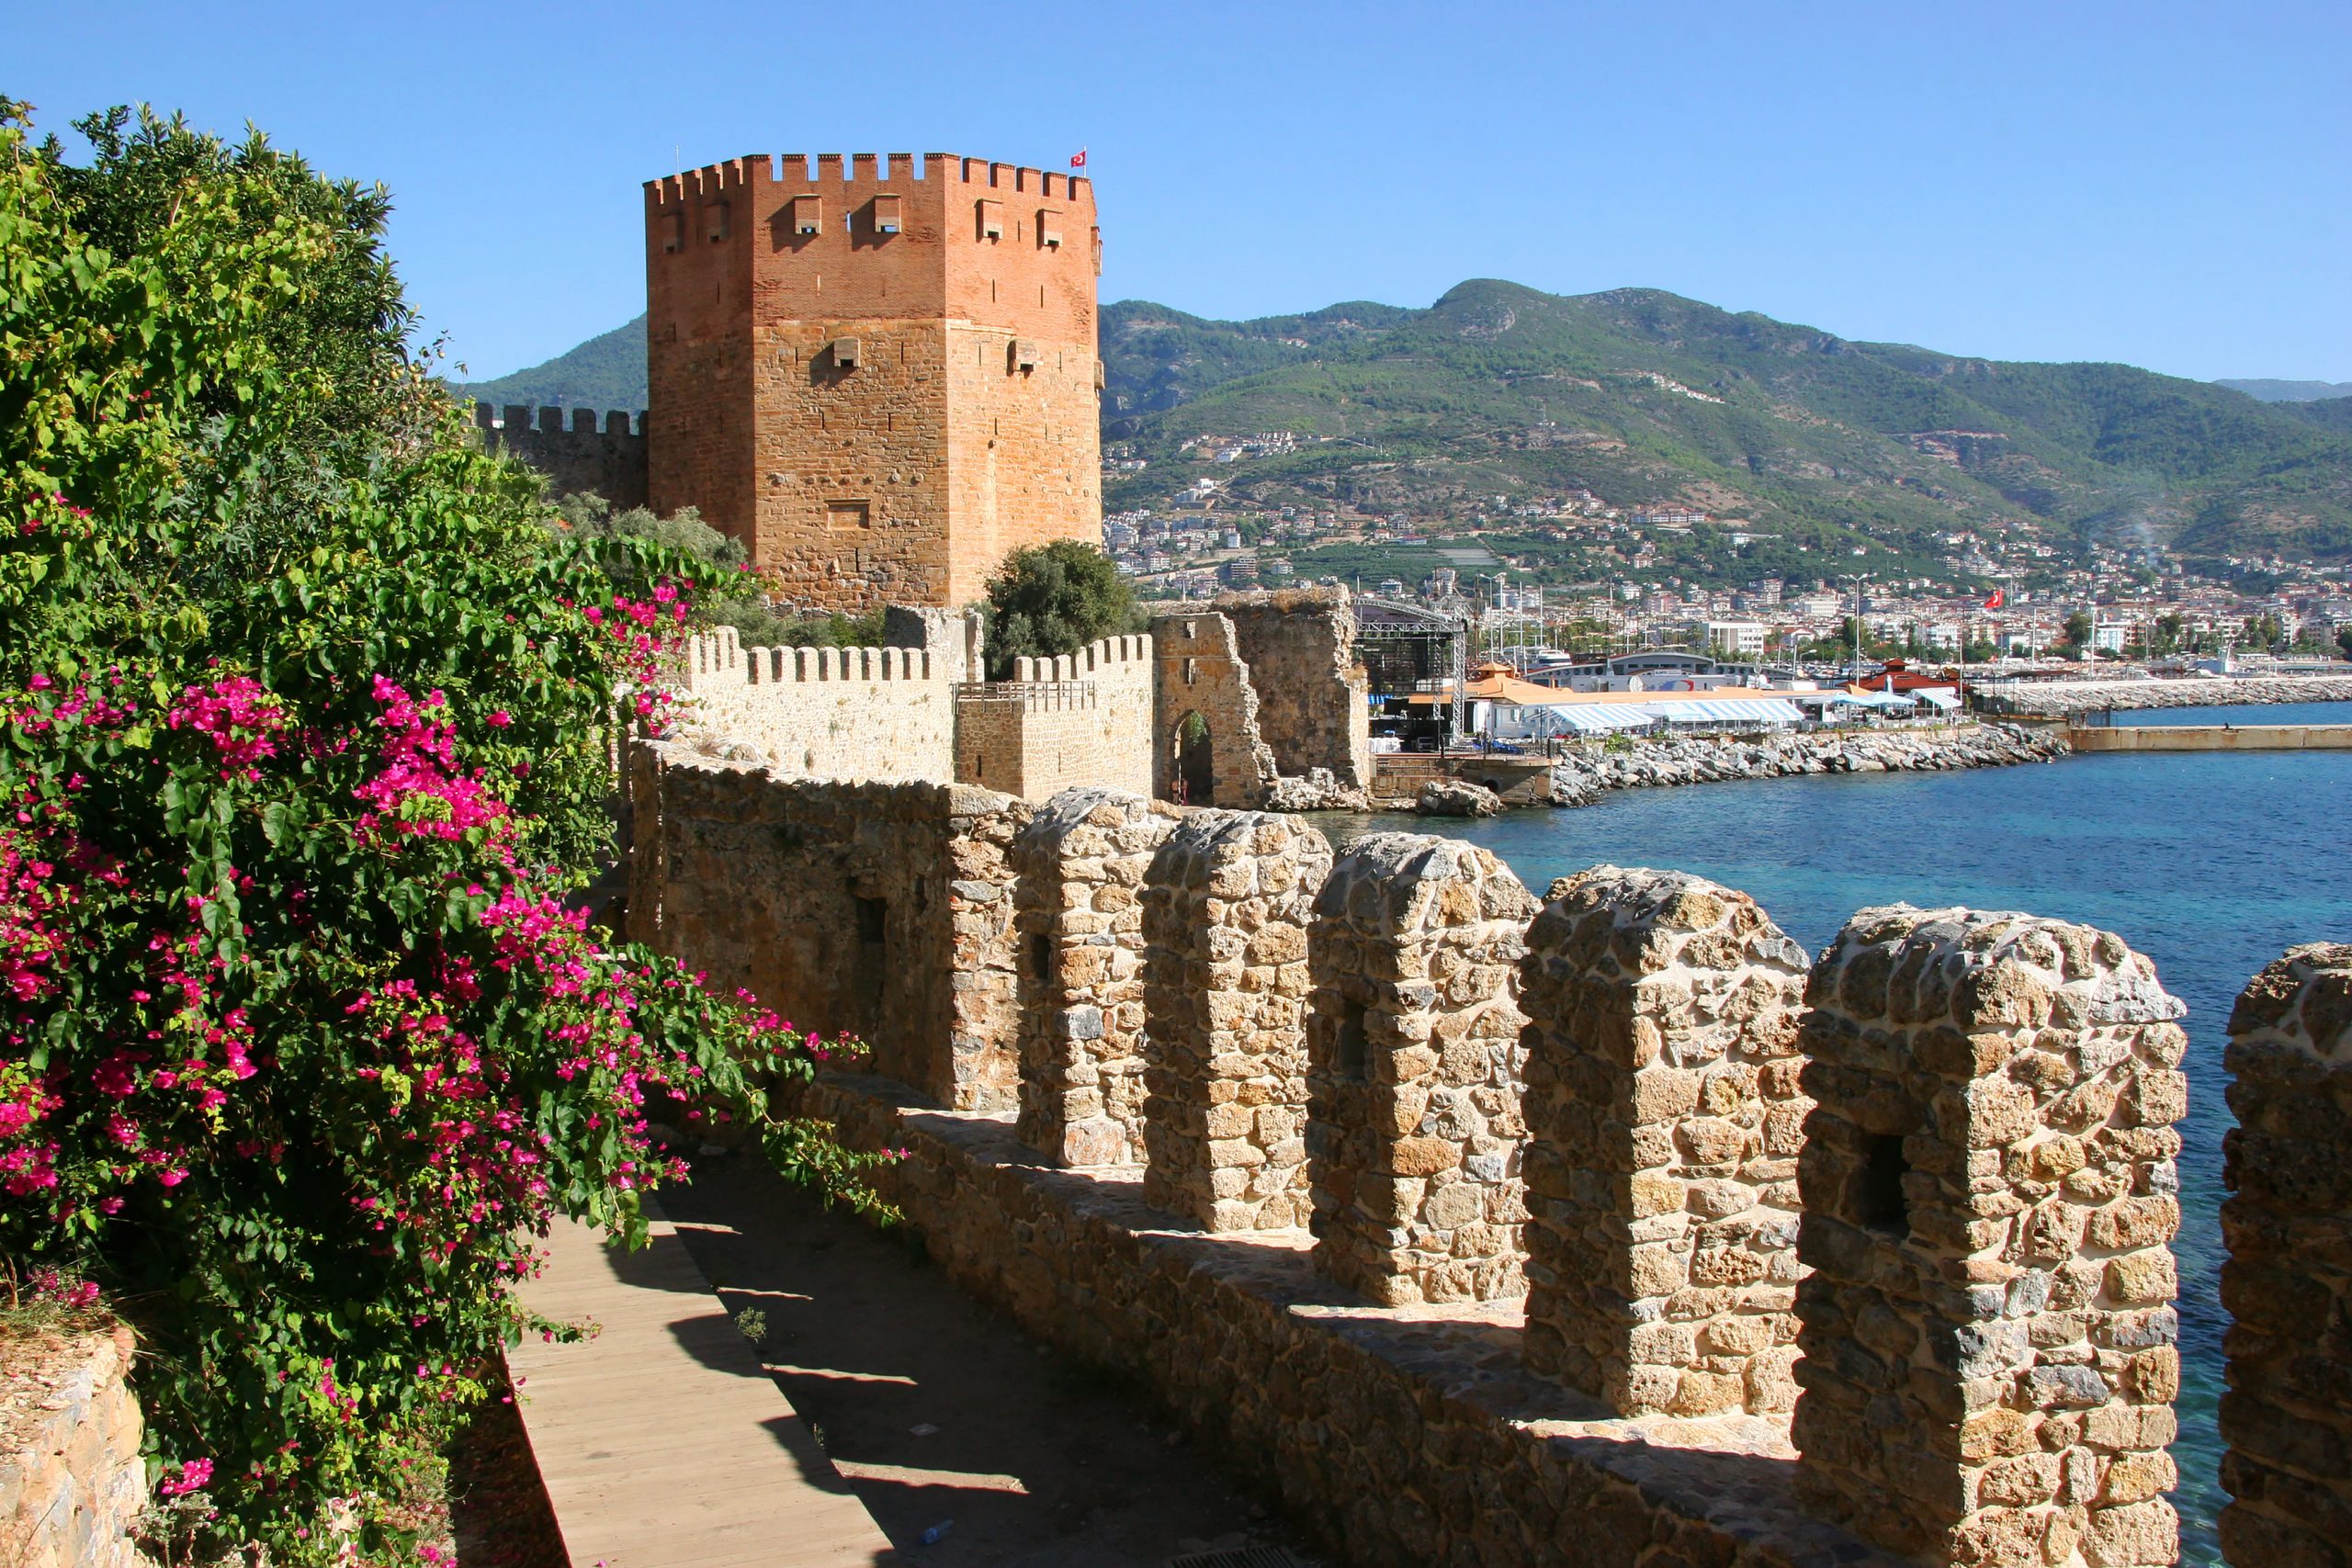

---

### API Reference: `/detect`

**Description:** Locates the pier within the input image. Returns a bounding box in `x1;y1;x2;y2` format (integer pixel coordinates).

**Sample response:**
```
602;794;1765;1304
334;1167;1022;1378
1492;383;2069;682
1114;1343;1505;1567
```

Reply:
2065;723;2352;752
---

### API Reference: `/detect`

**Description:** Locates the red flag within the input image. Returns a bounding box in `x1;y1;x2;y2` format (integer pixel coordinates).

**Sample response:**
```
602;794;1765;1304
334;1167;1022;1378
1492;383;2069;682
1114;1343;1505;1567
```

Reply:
1070;148;1088;168
1983;588;2004;609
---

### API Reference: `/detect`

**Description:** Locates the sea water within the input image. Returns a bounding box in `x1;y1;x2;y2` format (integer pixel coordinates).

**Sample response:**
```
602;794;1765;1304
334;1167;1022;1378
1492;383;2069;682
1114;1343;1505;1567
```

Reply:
1317;705;2352;1563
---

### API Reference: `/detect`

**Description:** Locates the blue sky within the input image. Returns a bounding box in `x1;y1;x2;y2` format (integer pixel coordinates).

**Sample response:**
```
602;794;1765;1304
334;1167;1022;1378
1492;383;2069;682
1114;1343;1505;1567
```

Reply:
13;1;2347;385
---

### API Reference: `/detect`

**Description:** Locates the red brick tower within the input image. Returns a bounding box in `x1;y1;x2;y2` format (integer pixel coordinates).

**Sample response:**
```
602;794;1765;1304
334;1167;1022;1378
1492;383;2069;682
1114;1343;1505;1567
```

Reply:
645;153;1102;610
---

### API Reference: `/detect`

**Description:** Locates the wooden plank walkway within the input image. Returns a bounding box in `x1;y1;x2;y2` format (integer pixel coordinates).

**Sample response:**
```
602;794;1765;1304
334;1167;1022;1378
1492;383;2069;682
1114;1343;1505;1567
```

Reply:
508;1200;899;1568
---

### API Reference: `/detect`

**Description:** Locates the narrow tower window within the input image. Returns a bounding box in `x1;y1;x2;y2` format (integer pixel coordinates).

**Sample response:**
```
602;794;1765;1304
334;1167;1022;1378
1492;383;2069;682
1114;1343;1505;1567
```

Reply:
872;194;902;235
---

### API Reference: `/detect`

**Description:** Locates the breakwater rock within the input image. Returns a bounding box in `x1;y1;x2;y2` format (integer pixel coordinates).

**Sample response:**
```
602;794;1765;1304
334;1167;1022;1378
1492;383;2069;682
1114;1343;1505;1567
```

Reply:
1547;723;2067;806
1415;778;1506;818
1981;673;2352;717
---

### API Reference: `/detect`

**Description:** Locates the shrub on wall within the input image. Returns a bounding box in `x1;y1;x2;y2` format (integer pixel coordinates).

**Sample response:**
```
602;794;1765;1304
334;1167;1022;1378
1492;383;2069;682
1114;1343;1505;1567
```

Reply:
0;104;883;1562
982;539;1142;678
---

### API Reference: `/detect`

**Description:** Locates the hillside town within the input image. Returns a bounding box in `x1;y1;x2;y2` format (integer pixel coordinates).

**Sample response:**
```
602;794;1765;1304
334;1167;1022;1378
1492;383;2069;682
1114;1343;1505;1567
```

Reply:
1102;438;2352;671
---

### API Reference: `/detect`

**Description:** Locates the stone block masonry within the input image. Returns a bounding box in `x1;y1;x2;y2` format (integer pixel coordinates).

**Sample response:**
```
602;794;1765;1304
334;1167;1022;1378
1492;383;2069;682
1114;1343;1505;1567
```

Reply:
1012;787;1180;1167
1519;867;1813;1417
1792;907;2188;1568
672;619;967;784
2220;942;2352;1567
1152;612;1279;808
1140;810;1330;1231
1219;588;1374;794
0;1325;153;1568
476;402;647;509
626;740;1027;1110
797;1070;1903;1568
1306;832;1534;1305
953;634;1156;802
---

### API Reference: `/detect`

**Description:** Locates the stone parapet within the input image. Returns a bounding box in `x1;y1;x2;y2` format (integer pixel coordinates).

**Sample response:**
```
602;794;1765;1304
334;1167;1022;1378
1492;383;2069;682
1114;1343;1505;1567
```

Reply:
1012;788;1181;1167
626;739;1027;1109
1140;810;1330;1230
671;621;964;784
1520;867;1812;1417
1306;832;1534;1304
2220;942;2352;1567
0;1324;153;1568
1792;906;2188;1567
797;1072;1904;1568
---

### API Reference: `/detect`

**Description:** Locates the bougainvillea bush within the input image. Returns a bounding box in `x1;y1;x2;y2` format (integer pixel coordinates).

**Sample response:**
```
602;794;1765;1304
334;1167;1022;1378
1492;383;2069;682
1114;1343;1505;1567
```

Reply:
0;105;882;1560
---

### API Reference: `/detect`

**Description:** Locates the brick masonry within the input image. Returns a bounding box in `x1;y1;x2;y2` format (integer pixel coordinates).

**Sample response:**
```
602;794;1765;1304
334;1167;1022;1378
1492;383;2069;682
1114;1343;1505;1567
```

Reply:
645;153;1102;610
1139;810;1330;1231
2220;942;2352;1567
1519;867;1813;1418
1792;906;2188;1567
1306;831;1534;1305
1011;788;1181;1168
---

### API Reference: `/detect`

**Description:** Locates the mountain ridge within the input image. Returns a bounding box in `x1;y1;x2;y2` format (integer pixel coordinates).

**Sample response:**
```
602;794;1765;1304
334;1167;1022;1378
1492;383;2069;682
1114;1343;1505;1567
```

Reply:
443;282;2352;562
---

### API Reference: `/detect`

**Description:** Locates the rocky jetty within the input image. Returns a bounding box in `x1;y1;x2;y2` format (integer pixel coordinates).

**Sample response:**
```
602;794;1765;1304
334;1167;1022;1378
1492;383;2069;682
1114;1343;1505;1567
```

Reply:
1263;767;1375;813
1981;673;2352;717
1415;778;1506;818
1546;723;2067;806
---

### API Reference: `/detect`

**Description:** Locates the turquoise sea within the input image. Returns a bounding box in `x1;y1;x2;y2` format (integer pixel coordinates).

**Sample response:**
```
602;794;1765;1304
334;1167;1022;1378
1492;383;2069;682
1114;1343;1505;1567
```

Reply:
1319;701;2352;1564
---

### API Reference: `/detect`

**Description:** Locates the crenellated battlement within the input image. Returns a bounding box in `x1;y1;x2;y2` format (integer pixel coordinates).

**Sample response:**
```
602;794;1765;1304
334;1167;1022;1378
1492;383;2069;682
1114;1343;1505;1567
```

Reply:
475;400;647;509
1008;632;1153;685
646;151;1092;208
628;747;2312;1567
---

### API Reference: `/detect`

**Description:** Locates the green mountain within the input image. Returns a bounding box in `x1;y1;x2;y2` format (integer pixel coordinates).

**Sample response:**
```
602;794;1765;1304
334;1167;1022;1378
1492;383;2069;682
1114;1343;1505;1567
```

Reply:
1103;282;2352;563
2216;378;2352;402
451;316;648;413
445;284;2352;562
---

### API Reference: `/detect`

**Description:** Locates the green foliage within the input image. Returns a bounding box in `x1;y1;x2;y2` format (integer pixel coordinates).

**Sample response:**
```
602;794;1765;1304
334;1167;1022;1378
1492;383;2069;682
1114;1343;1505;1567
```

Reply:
0;103;886;1562
2338;626;2352;661
982;540;1140;679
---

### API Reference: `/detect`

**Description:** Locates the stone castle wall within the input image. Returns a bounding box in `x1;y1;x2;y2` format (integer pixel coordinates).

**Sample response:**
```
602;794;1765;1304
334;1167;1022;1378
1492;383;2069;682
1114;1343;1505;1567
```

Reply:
0;1325;153;1568
475;402;648;510
1792;907;2188;1567
627;741;1026;1110
1307;832;1534;1304
1139;811;1330;1231
2220;942;2352;1566
672;616;969;784
953;634;1156;802
1151;611;1279;807
628;737;2351;1568
1219;589;1374;793
1011;788;1179;1167
1519;867;1811;1418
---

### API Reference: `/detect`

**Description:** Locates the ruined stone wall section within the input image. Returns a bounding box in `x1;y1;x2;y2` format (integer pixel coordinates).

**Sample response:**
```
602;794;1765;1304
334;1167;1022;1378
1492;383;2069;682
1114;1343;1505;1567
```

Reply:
1519;868;1812;1417
672;623;958;783
954;635;1155;801
1012;788;1181;1166
476;403;648;509
1792;907;2188;1568
0;1325;153;1568
1307;833;1534;1304
1140;811;1330;1230
1220;589;1374;791
2220;942;2352;1567
624;739;1027;1110
1152;613;1278;808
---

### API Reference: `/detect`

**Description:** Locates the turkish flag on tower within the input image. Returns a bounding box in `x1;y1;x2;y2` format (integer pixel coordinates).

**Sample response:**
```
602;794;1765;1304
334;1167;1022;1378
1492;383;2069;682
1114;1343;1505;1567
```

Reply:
1070;149;1089;167
1983;588;2005;609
